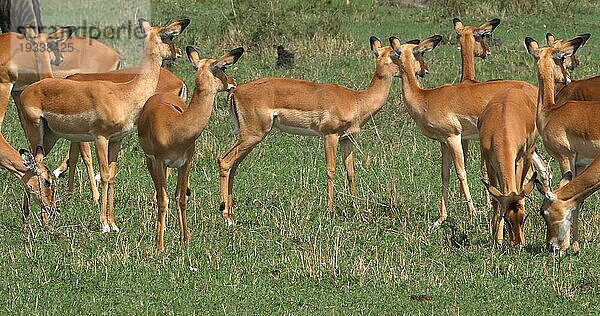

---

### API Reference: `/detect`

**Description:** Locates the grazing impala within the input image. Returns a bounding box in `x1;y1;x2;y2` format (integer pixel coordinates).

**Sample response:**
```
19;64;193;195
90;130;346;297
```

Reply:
0;27;80;222
18;18;189;232
52;66;188;203
389;36;540;227
525;35;593;253
534;163;600;255
138;46;243;250
218;37;401;225
478;87;538;247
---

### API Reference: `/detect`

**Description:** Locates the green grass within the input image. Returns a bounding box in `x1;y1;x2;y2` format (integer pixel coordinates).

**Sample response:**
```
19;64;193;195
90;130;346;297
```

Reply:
2;0;600;314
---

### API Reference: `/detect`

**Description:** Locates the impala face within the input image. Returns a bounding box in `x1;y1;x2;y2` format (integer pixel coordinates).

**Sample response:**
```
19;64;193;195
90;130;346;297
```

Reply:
525;37;583;86
546;33;591;71
20;148;59;223
537;188;577;253
389;35;442;78
186;46;244;93
21;26;76;67
454;18;500;59
139;18;190;62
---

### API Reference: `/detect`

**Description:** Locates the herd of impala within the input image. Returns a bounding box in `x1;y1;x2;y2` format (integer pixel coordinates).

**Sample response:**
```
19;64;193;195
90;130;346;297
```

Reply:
0;17;598;254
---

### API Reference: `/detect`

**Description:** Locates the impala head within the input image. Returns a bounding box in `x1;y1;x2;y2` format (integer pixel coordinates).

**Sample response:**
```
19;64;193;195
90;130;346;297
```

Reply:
546;33;591;71
19;147;59;223
482;176;535;248
534;172;576;254
186;46;244;92
389;35;442;78
453;18;500;59
138;18;190;61
20;26;76;66
525;36;585;85
370;36;401;78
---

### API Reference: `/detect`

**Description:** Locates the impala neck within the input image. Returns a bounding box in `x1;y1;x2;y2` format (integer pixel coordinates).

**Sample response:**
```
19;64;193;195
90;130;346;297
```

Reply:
400;59;425;113
0;133;28;179
174;83;217;141
128;39;163;108
33;51;53;80
460;39;476;82
357;65;394;119
557;159;600;204
537;59;557;112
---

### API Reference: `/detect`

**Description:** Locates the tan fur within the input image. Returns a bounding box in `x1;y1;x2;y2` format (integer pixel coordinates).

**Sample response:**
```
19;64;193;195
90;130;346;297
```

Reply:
390;36;539;227
138;46;242;250
479;88;537;247
52;67;187;203
217;37;400;225
18;19;189;232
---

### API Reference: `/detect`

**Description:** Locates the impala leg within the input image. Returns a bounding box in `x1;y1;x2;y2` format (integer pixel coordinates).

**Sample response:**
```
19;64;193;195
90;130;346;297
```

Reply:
484;158;502;245
105;140;122;232
148;157;168;251
218;136;262;225
558;156;572;188
79;142;99;203
324;134;339;211
433;143;452;228
462;139;469;172
481;158;492;209
53;151;70;178
94;136;112;233
0;83;13;128
340;136;357;197
176;157;192;246
446;136;477;218
65;142;79;194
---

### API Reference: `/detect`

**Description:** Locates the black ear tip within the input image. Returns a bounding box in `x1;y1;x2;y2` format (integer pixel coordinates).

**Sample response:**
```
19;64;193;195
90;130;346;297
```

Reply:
525;37;535;45
138;18;147;24
370;36;381;46
431;35;443;44
185;45;196;55
19;149;27;155
230;47;244;56
67;25;77;35
546;32;554;38
490;18;501;25
179;18;191;27
452;17;461;24
406;39;420;45
389;36;399;44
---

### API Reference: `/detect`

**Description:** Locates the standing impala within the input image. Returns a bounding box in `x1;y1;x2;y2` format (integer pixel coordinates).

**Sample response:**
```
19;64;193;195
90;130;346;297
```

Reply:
389;36;540;227
218;37;403;225
18;18;189;233
138;46;243;251
479;87;538;247
525;35;594;254
52;66;188;203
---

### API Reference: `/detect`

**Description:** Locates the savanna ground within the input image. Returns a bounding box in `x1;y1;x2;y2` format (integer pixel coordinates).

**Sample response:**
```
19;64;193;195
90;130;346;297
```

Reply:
1;0;600;314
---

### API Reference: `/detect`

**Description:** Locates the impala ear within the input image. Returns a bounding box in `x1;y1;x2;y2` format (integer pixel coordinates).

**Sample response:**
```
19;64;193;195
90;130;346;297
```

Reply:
214;47;244;69
414;35;442;54
389;36;401;54
482;179;504;202
34;145;45;164
558;171;573;187
546;32;556;46
138;18;152;37
534;177;556;201
20;148;38;172
21;27;37;41
164;18;190;37
558;36;586;58
577;33;591;46
453;17;464;34
49;26;76;42
476;18;500;36
186;46;201;70
525;37;539;58
370;36;382;57
522;172;537;196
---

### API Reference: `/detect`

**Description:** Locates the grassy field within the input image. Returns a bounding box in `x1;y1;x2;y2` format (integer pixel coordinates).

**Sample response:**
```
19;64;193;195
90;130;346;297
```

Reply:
1;0;600;314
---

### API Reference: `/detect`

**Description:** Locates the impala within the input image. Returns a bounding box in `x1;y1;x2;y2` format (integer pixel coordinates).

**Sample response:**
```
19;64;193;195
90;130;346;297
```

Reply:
0;27;80;222
18;18;190;232
389;36;541;227
138;46;243;250
526;35;595;254
534;163;599;255
478;87;537;247
52;66;188;203
218;36;403;225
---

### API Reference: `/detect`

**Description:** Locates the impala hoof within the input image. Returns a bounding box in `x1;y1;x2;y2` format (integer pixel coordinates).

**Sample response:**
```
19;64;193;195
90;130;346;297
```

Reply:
572;241;580;254
101;225;111;233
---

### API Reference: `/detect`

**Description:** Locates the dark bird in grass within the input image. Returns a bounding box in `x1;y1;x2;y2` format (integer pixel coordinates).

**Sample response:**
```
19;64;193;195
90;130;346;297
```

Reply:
276;44;294;68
